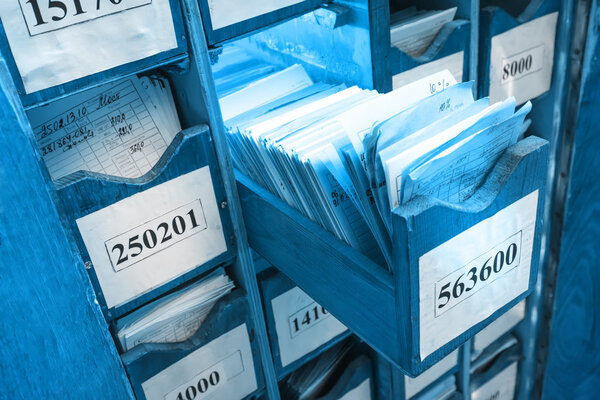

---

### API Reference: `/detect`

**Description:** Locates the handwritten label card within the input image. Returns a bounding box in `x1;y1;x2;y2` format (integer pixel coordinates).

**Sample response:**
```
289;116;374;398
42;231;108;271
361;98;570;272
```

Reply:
76;167;227;309
0;0;177;93
141;324;258;400
271;286;348;367
489;12;558;104
418;190;538;359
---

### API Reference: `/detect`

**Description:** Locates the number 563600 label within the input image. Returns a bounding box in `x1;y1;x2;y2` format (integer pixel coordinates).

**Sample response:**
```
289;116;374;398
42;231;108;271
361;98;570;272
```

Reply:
418;190;538;360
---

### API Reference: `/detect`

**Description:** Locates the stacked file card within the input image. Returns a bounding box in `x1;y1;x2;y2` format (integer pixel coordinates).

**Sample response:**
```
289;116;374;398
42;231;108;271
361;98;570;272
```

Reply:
116;269;234;351
391;7;457;57
218;54;531;269
27;74;181;183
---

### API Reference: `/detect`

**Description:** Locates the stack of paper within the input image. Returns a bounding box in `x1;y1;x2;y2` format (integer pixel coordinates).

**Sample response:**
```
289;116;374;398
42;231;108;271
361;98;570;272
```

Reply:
116;269;234;351
27;74;181;183
216;46;530;270
390;7;457;57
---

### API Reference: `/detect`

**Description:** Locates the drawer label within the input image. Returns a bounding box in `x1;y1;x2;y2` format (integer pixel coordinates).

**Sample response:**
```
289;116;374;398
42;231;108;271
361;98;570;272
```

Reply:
272;286;348;367
0;0;177;93
489;12;558;105
418;190;538;359
142;324;257;400
76;167;227;309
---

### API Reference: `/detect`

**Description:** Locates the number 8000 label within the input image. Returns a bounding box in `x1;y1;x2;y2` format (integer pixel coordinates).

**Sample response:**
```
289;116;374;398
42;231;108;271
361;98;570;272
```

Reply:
434;231;522;317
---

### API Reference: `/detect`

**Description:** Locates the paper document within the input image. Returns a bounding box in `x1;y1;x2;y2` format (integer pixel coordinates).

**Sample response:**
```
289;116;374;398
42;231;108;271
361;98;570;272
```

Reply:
27;75;181;183
117;269;234;351
390;7;457;57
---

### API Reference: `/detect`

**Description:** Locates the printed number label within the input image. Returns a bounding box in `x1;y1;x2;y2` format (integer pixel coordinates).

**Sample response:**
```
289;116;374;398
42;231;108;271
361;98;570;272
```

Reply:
105;200;207;272
174;371;221;400
500;44;544;83
167;353;232;400
19;0;152;36
289;303;330;337
435;231;522;316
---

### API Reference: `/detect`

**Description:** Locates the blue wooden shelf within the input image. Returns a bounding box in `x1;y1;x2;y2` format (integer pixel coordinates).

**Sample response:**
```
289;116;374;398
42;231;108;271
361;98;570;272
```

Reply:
237;136;549;377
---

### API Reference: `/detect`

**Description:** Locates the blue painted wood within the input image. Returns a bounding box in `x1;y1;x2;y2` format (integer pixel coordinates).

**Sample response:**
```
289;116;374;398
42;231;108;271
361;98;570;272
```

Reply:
177;1;282;398
197;0;327;46
53;125;235;320
388;19;471;81
121;289;265;399
369;0;392;92
237;136;549;377
257;268;352;379
0;0;188;109
390;0;473;20
541;0;600;398
0;59;134;398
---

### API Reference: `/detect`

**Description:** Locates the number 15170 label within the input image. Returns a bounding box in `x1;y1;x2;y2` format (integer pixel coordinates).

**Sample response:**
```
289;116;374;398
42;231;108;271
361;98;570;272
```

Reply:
19;0;152;36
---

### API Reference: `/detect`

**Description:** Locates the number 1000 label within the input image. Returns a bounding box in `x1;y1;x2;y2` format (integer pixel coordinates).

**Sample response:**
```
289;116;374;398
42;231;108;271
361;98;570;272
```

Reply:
434;231;522;317
104;199;207;272
19;0;152;36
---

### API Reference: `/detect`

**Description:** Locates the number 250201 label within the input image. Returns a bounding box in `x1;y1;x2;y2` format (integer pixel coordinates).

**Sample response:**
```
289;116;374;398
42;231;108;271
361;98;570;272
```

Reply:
105;200;207;272
434;232;522;317
19;0;152;36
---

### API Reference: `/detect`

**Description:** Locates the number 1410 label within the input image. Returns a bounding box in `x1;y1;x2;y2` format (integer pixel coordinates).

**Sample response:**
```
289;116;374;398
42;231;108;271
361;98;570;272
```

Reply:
19;0;152;36
418;190;538;360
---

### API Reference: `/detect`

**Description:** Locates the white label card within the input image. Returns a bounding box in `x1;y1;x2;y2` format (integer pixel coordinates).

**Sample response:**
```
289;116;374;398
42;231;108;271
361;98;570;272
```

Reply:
418;190;538;359
393;52;464;90
141;324;258;400
471;362;518;400
76;167;227;309
271;286;348;367
0;0;177;93
207;0;304;30
339;379;372;400
489;12;558;105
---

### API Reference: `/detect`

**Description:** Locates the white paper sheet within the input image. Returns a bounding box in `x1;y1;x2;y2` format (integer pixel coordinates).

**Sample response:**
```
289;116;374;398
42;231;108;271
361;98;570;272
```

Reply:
418;190;538;359
141;324;258;400
489;12;558;105
0;0;177;93
271;286;348;367
207;0;304;30
393;52;464;90
76;167;227;309
390;8;457;57
27;76;180;181
471;362;518;400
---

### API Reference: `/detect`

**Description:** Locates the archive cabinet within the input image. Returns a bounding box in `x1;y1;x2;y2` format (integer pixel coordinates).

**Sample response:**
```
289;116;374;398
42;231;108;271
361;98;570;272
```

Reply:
0;0;580;398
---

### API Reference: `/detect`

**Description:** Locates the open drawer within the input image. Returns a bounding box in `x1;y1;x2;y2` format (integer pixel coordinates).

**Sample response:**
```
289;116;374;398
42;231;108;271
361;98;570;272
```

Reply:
237;136;548;376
